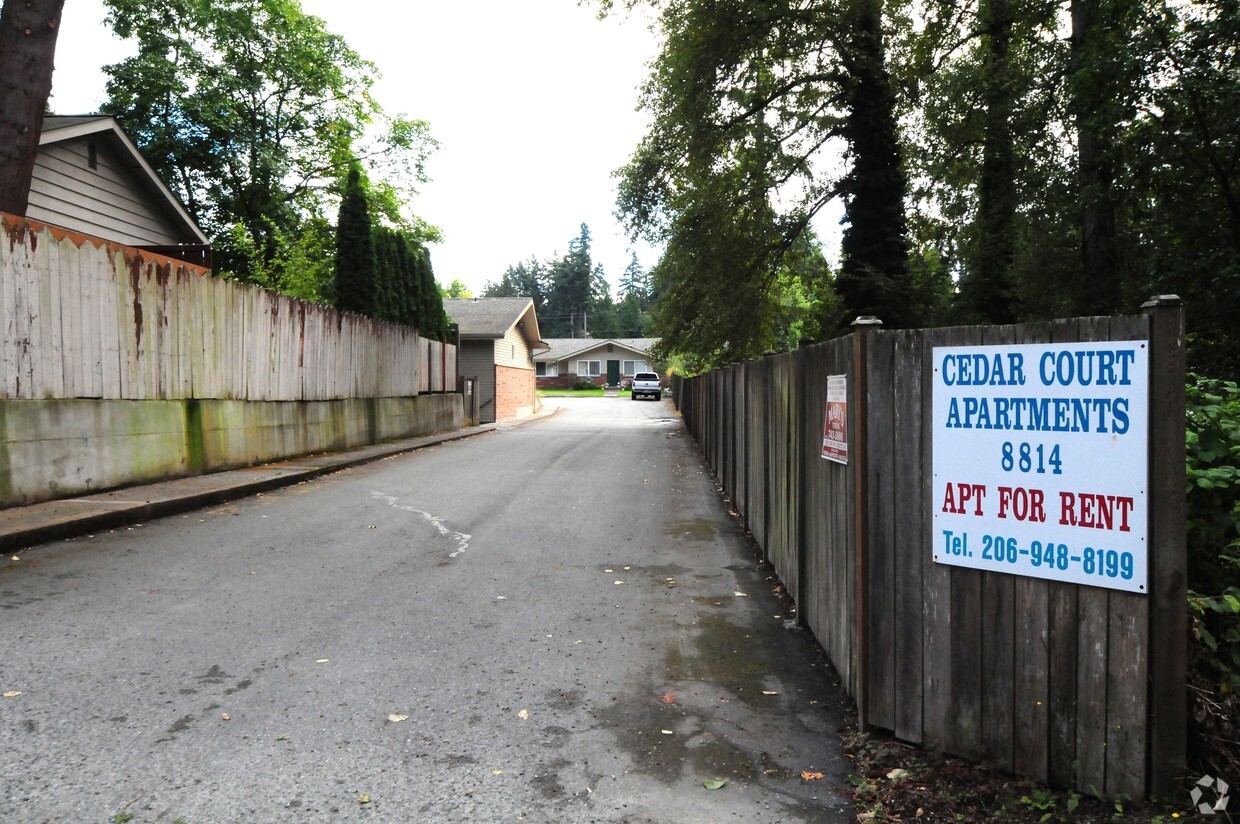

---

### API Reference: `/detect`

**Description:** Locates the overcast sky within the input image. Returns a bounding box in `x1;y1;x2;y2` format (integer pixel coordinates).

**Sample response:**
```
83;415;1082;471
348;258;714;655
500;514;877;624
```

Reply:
49;0;662;295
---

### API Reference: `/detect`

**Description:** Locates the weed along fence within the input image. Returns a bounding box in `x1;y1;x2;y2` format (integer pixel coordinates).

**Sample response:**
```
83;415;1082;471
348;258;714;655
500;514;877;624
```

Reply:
673;302;1187;800
0;214;460;507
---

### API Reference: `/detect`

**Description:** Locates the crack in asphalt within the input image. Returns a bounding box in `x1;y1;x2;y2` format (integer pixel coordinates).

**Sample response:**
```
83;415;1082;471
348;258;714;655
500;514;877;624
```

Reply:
370;491;472;558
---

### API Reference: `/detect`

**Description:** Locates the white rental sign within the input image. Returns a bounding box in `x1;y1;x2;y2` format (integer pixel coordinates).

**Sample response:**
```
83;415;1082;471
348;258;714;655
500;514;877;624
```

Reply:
932;341;1149;593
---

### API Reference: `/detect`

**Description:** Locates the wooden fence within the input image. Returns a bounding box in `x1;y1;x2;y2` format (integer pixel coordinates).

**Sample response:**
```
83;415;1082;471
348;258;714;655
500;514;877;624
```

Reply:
674;303;1186;800
1;214;455;402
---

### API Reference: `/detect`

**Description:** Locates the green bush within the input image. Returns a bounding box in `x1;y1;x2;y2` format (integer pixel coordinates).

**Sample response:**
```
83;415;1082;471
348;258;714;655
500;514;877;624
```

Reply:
1185;374;1240;775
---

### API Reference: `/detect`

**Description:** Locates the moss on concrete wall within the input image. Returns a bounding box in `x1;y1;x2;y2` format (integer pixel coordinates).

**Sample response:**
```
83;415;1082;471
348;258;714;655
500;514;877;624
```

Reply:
0;394;463;508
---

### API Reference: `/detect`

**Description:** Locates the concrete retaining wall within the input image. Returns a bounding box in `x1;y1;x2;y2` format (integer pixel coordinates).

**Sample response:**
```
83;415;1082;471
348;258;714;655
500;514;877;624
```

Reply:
1;394;463;507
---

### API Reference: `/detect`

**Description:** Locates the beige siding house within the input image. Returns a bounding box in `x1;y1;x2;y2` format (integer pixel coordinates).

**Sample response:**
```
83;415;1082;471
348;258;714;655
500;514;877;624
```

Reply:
534;338;660;388
27;116;209;265
445;297;546;423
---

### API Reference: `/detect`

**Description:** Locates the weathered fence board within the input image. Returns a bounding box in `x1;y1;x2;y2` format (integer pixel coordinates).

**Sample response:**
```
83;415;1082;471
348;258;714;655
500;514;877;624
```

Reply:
0;216;455;402
769;352;797;603
745;363;768;555
1011;321;1053;783
42;237;65;399
892;329;925;744
866;330;897;732
979;322;1017;773
1145;298;1188;800
1101;315;1152;799
728;367;742;518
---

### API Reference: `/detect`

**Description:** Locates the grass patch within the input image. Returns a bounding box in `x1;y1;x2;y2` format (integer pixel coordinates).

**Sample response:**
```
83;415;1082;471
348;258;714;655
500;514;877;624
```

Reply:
538;388;609;397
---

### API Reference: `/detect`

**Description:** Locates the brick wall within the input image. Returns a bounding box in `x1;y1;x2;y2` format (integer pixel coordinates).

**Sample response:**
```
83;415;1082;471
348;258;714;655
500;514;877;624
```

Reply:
537;375;573;389
495;365;536;419
536;374;608;389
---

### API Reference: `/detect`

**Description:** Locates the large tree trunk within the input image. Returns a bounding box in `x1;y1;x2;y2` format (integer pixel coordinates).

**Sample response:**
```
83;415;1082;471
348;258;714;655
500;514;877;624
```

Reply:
1071;0;1123;316
971;0;1018;323
836;0;913;327
0;0;66;216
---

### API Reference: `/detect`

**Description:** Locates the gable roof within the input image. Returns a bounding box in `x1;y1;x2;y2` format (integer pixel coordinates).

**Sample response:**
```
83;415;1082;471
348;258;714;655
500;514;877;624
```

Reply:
445;297;545;345
38;115;208;245
536;337;659;363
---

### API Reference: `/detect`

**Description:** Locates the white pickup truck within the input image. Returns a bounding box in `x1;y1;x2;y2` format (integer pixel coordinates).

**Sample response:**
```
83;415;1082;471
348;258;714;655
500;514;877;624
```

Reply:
630;371;662;401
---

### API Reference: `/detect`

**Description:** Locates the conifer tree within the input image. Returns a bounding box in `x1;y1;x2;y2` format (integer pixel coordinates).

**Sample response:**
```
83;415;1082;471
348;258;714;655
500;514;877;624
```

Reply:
415;246;449;340
372;227;396;322
334;165;375;316
395;233;418;326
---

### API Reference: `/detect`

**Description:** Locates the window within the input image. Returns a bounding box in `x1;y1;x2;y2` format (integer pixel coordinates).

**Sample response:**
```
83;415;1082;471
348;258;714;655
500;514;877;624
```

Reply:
577;360;601;376
536;362;558;377
622;360;649;375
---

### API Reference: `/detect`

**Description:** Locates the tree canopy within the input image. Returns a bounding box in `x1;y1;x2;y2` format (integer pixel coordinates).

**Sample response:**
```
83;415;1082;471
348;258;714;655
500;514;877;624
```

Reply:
101;0;437;293
603;0;1240;379
483;224;653;339
603;0;916;366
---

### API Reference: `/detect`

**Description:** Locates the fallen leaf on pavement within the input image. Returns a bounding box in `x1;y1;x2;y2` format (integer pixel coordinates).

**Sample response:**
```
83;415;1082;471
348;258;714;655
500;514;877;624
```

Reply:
492;769;504;775
388;714;408;723
887;768;910;782
276;733;290;741
802;771;825;781
358;794;370;804
661;693;676;704
221;713;231;721
703;778;727;790
3;691;21;698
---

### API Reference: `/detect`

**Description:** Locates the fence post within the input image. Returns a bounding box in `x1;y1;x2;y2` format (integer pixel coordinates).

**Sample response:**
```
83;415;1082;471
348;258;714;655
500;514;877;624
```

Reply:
851;315;883;730
1143;295;1187;800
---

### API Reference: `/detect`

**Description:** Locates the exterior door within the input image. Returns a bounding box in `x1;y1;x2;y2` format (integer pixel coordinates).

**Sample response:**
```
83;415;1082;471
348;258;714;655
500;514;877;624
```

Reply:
607;360;620;386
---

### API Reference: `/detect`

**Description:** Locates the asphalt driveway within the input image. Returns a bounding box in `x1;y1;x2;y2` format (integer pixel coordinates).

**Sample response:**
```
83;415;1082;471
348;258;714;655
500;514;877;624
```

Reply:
0;396;853;823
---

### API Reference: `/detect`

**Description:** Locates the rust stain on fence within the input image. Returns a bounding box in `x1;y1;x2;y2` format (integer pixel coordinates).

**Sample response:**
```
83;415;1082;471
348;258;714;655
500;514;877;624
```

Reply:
3;216;33;253
126;254;145;348
154;260;172;288
297;302;306;367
